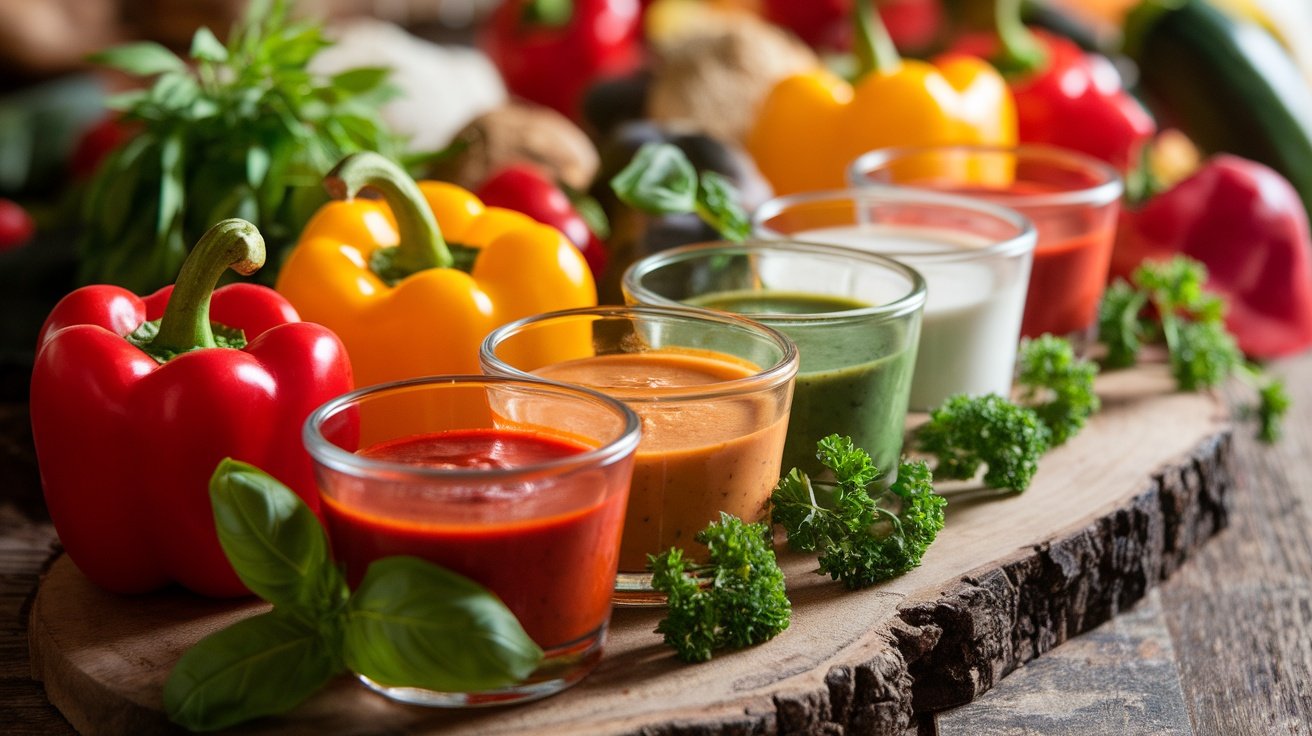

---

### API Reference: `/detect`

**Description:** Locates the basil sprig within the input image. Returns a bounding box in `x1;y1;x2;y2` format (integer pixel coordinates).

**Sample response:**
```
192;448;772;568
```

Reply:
80;0;405;292
164;459;543;731
610;142;751;242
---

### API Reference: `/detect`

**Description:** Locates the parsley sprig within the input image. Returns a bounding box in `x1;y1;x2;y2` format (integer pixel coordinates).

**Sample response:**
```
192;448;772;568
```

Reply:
648;513;790;663
772;436;947;589
916;394;1052;493
1016;334;1101;446
1098;256;1290;441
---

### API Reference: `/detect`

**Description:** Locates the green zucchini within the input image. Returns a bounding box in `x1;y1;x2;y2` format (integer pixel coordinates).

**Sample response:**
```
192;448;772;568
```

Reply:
1126;0;1312;216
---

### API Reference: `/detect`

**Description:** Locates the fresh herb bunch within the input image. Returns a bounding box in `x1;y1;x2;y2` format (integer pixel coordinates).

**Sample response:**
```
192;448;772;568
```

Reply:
916;394;1052;492
165;459;541;731
81;0;403;292
648;513;790;663
771;435;947;589
610;142;751;242
1016;334;1101;446
1098;256;1290;441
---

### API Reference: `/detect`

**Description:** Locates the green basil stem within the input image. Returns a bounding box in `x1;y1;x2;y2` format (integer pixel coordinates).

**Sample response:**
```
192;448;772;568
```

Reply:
325;152;452;281
853;0;902;77
991;0;1048;75
148;218;264;357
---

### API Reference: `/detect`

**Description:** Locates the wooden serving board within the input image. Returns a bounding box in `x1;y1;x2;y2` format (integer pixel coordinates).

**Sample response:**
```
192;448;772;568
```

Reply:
28;364;1234;735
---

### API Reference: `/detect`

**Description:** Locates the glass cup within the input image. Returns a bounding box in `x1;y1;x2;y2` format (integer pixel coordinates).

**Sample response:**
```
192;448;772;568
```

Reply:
480;306;798;604
849;144;1123;343
304;375;641;707
622;240;926;480
753;188;1036;411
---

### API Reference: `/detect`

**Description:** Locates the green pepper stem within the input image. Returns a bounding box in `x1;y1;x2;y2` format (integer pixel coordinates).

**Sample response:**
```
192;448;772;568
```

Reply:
992;0;1048;75
854;0;902;77
324;152;451;281
522;0;573;26
150;219;264;355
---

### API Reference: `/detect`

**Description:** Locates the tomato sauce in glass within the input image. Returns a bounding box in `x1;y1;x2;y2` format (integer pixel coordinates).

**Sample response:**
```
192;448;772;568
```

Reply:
320;428;628;649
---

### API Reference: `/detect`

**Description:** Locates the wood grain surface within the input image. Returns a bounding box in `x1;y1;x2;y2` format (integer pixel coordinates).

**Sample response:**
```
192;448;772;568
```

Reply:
13;362;1242;735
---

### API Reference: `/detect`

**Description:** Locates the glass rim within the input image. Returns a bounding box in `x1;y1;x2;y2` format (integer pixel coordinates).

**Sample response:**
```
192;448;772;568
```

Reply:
621;239;929;324
302;374;643;482
479;305;800;403
848;143;1125;209
751;187;1038;262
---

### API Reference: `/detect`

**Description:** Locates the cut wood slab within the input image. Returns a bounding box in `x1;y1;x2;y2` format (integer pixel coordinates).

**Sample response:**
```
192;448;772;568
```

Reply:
28;364;1234;735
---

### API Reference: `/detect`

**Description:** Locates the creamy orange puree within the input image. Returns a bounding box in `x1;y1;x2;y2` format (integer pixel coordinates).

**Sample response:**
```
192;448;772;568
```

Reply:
534;350;790;571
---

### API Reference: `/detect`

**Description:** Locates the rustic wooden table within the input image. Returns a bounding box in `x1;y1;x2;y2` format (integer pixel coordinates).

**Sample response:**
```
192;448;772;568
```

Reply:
2;353;1310;736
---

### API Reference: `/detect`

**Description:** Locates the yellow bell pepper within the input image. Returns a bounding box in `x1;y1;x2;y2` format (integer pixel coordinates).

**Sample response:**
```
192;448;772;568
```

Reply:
746;0;1017;195
275;152;596;388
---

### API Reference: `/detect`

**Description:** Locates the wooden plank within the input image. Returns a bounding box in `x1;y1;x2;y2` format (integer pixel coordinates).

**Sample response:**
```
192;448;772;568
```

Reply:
24;363;1234;735
1155;353;1312;735
933;588;1194;735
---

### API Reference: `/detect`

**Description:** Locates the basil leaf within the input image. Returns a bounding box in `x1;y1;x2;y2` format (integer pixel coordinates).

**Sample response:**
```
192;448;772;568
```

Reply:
209;459;334;611
164;610;340;732
696;171;750;243
190;28;229;63
344;556;543;693
88;42;186;77
611;142;698;215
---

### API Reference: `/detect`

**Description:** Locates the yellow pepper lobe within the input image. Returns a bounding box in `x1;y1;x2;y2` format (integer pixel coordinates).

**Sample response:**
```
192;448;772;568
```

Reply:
746;56;1017;196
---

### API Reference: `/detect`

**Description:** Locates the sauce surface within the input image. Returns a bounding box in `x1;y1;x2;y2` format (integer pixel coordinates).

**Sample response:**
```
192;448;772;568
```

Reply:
533;350;789;571
322;428;628;648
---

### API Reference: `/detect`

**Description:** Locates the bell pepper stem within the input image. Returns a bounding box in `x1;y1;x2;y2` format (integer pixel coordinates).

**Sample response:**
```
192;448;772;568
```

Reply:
992;0;1048;74
854;0;902;77
522;0;573;26
150;219;264;355
324;152;452;281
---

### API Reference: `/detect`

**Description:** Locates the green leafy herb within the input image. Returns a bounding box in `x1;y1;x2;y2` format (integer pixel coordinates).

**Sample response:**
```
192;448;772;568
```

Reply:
164;460;542;731
164;610;340;732
1015;334;1100;446
648;513;790;663
771;435;947;589
1097;279;1150;368
80;0;403;292
610;142;751;242
916;394;1052;492
209;458;341;612
345;556;542;692
1096;256;1288;441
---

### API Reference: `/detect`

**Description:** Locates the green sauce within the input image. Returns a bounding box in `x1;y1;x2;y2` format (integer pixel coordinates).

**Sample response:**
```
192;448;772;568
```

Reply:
686;290;916;478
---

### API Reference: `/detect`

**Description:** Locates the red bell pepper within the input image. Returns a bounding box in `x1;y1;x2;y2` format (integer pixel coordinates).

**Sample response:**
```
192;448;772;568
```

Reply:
481;0;642;120
946;0;1155;171
30;219;353;597
474;164;608;279
1111;155;1312;359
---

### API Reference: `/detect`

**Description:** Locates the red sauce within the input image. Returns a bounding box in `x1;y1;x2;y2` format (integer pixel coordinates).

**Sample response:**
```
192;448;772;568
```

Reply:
321;428;629;649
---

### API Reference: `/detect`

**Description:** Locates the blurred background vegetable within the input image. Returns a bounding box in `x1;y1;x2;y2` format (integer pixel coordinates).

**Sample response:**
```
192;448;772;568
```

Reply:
481;0;643;120
1126;0;1312;218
